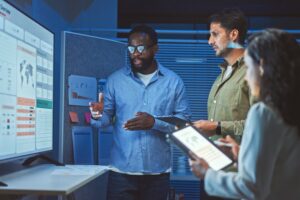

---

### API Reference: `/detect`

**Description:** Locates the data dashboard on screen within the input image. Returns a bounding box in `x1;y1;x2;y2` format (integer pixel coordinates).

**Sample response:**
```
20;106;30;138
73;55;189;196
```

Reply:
0;0;54;161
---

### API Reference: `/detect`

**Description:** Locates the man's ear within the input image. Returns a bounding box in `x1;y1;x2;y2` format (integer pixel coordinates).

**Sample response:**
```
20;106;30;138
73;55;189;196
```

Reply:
230;29;239;43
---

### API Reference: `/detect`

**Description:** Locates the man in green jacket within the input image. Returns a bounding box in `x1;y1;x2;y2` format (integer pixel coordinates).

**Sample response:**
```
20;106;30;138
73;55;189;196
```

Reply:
193;7;253;200
193;8;252;142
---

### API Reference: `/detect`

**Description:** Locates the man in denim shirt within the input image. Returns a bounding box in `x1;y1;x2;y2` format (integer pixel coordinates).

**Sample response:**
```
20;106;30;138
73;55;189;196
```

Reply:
90;24;190;200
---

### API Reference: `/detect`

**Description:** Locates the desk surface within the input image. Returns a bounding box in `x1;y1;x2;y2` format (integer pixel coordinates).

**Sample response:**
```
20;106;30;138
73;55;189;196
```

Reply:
0;164;108;195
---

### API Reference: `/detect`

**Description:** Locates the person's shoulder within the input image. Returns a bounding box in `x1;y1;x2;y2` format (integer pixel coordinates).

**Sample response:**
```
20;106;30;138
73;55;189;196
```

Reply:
248;102;278;121
249;102;298;138
250;102;268;113
158;64;182;80
107;66;128;79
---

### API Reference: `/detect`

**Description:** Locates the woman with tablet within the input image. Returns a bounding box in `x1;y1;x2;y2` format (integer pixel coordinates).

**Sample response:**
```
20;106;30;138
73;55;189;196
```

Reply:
189;29;300;200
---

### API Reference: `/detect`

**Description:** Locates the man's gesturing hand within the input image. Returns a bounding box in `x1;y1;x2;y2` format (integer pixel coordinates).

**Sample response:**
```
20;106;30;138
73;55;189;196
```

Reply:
89;93;104;119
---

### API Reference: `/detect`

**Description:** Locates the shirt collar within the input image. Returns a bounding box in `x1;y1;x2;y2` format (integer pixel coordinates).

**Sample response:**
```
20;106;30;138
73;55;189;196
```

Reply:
219;56;245;70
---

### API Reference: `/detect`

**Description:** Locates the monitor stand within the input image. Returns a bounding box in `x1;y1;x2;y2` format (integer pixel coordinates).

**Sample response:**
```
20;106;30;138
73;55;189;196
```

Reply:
22;155;64;167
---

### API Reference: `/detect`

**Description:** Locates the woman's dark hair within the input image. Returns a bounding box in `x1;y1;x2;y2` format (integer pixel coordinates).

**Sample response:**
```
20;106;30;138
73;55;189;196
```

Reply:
247;28;300;133
128;24;158;45
209;8;248;45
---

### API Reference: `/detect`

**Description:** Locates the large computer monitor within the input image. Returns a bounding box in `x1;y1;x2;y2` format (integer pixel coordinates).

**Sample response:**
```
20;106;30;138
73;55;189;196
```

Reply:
0;0;54;162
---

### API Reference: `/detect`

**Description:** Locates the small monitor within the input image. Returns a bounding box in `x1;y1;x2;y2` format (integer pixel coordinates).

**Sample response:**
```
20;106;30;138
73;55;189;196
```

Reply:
0;0;54;162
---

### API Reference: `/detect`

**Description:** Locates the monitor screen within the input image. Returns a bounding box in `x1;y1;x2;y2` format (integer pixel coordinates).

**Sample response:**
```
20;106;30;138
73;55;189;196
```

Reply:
0;0;54;161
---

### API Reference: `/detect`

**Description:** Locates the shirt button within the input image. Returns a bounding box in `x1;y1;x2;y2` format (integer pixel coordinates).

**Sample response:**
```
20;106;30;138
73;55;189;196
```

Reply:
213;100;217;104
210;118;214;121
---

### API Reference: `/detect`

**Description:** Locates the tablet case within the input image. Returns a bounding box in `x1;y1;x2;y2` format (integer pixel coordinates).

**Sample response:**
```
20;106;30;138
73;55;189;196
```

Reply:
156;116;189;128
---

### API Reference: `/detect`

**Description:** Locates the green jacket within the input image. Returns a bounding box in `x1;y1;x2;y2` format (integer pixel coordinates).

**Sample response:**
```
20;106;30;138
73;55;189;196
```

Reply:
208;57;253;141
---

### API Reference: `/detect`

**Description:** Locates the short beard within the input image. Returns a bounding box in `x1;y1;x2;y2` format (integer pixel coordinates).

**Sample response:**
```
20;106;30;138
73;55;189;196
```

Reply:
217;48;232;58
130;57;154;73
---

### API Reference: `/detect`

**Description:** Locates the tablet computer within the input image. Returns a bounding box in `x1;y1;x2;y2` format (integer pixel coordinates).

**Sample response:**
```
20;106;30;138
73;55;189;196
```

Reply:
156;116;189;128
170;126;233;171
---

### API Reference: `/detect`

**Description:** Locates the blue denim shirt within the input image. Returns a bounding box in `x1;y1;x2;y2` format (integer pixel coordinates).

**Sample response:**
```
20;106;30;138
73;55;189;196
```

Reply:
91;62;191;174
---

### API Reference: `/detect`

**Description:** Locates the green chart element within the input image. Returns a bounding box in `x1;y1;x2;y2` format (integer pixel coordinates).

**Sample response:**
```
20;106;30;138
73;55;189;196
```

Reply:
37;99;53;109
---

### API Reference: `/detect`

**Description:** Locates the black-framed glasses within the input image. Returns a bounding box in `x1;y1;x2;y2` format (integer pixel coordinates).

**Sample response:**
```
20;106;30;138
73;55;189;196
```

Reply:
127;44;155;54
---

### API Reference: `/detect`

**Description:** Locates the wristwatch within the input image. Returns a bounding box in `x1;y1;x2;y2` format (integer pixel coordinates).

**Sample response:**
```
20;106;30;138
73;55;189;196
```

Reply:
216;121;222;135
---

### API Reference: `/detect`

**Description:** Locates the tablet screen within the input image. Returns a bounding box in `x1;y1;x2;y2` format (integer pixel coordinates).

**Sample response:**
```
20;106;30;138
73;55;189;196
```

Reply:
171;126;233;171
